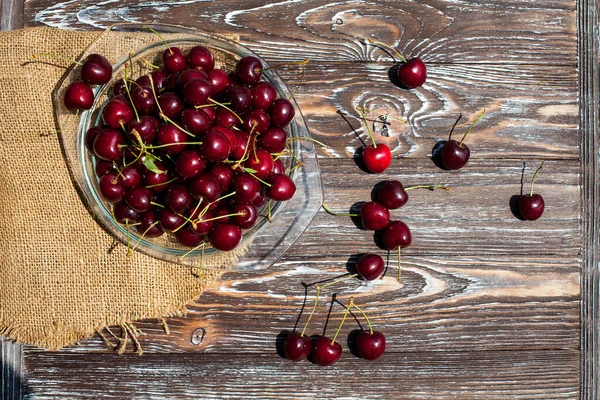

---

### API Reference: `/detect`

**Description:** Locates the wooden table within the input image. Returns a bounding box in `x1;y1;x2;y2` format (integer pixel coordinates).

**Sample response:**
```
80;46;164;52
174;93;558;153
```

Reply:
2;0;599;398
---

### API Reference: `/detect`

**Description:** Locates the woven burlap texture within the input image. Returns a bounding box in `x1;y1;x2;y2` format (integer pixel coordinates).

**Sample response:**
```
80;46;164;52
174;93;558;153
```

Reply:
0;27;241;350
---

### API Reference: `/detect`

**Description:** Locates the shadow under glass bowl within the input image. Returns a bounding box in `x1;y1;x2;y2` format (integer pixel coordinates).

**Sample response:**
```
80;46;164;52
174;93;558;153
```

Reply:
54;23;323;271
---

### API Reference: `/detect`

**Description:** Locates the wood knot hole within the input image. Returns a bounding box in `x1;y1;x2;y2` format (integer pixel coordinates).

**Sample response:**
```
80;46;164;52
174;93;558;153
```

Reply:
190;327;206;345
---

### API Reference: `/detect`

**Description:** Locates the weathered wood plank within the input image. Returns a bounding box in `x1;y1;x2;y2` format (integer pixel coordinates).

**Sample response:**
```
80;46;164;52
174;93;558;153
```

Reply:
23;0;576;65
1;0;24;31
21;350;579;399
1;338;23;400
277;63;578;160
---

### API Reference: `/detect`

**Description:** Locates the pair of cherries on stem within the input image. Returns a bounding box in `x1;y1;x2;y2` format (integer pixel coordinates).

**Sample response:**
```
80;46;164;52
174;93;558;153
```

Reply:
285;286;385;365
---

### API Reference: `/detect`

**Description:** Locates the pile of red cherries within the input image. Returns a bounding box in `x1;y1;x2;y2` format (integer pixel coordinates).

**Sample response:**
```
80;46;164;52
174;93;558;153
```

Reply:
65;43;298;253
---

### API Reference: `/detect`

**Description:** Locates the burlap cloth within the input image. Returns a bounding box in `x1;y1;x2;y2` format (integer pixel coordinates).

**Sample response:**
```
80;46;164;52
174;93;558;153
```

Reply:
0;27;245;351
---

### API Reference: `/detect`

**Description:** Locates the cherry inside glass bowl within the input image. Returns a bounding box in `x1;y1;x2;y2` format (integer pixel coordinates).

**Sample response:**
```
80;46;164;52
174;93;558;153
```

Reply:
54;23;322;270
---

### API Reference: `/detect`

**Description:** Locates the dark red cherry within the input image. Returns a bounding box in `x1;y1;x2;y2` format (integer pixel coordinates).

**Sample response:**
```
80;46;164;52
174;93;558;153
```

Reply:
156;124;189;155
270;98;295;127
311;336;342;366
226;85;251;113
175;227;204;247
187;46;214;72
113;202;141;224
127;115;158;144
99;173;124;203
119;165;142;189
64;81;94;110
243;109;270;134
397;58;427;89
231;203;258;229
143;161;170;192
150;69;170;92
130;86;156;115
519;194;545;221
231;130;252;160
177;69;208;89
235;56;262;85
95;159;115;177
112;79;126;97
136;211;164;238
209;163;234;192
102;99;134;129
356;331;386;361
163;47;187;73
284;332;311;361
181;108;211;136
360;202;390;231
125;186;151;213
356;253;385;281
93;129;126;161
214;107;241;129
377;180;408;209
165;184;193;214
267;174;295;201
209;223;242;251
207;69;229;95
200;129;231;162
175;150;206;179
81;53;112;85
441;140;470;170
382;220;412;250
258;127;287;153
158;92;185;120
363;144;392;174
183;79;212;106
158;209;186;233
189;172;221;202
245;149;274;180
232;173;261;204
85;126;103;152
251;82;277;110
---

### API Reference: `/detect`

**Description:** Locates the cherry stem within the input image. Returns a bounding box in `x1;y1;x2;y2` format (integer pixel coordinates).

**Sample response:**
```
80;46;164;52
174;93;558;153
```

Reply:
195;244;205;276
207;98;244;124
356;106;377;149
32;52;82;66
300;285;321;337
267;199;273;223
322;204;359;217
201;212;245;223
123;63;140;123
142;25;172;54
530;160;545;196
331;296;354;344
143;59;160;69
289;58;310;100
397;246;402;282
179;242;206;261
129;221;159;256
146;141;203;150
243;168;272;187
287;136;328;148
405;185;451;191
150;201;165;208
459;109;486;147
351;302;374;335
146;177;176;189
365;39;407;63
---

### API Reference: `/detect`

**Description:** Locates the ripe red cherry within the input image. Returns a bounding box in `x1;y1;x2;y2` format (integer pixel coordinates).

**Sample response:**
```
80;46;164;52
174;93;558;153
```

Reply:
85;126;103;151
356;331;386;360
124;186;151;212
119;165;142;189
209;223;242;251
136;211;164;238
267;174;296;201
258;127;287;153
441;140;470;170
284;332;311;361
226;85;252;113
235;56;262;85
163;47;187;73
64;81;94;110
232;173;261;204
187;46;215;72
177;69;208;89
175;227;203;247
130;86;156;115
189;172;221;202
251;82;277;110
165;184;192;214
81;53;112;85
519;194;544;221
519;161;545;221
270;98;295;127
231;203;258;229
200;129;231;162
363;144;392;174
245;149;274;180
99;173;124;203
377;180;408;209
190;211;214;236
175;150;206;179
127;115;159;144
209;163;234;192
207;69;229;95
181;108;211;135
156;124;189;155
360;202;390;230
382;220;412;250
215;107;241;129
158;209;186;233
244;109;270;134
102;99;134;129
143;161;169;192
356;253;385;281
150;69;170;91
397;58;427;89
182;79;212;106
158;92;184;120
95;159;115;177
311;336;342;366
92;129;126;161
113;202;141;224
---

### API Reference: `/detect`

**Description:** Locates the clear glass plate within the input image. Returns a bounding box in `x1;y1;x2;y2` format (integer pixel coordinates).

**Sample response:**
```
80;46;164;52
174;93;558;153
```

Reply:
54;23;323;271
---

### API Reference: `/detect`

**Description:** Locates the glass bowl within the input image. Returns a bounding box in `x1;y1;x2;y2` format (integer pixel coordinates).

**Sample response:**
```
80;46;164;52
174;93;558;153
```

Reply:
54;23;322;271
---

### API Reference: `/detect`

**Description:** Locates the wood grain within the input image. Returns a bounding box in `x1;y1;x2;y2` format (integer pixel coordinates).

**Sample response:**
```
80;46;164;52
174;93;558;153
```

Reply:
23;0;576;65
21;350;579;399
1;0;23;31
